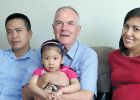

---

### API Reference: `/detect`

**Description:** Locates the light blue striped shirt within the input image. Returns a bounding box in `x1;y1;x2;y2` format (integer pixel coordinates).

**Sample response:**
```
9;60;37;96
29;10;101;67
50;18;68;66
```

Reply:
0;49;40;100
64;41;98;96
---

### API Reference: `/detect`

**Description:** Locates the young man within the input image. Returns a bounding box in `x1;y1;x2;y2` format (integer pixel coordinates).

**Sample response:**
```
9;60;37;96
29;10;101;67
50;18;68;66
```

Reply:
0;13;40;100
23;6;98;100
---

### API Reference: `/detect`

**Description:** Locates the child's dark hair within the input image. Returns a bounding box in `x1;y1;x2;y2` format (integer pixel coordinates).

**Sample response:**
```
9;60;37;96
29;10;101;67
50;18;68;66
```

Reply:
41;39;64;58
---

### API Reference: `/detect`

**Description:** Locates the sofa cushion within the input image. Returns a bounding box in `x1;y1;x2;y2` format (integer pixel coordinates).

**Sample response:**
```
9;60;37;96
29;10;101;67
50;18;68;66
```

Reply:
91;46;114;92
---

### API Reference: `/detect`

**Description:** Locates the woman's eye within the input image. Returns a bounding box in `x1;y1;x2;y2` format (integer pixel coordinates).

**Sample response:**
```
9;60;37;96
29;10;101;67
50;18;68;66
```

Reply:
133;27;140;32
123;24;129;29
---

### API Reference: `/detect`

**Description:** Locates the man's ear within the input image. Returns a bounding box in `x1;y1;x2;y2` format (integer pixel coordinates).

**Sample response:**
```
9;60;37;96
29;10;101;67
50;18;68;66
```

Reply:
77;25;81;36
28;30;32;39
52;24;54;30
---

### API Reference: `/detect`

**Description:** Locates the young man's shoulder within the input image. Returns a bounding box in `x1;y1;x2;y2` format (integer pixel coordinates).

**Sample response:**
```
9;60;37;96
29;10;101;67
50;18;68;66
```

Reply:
0;49;13;56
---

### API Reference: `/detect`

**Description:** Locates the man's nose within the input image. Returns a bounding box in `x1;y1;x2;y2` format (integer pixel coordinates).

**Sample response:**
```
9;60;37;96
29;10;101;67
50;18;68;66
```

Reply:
12;31;18;38
62;23;68;30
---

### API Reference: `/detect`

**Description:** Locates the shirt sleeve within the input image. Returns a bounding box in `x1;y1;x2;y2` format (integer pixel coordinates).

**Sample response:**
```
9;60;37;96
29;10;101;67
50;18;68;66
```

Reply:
33;68;43;76
80;48;98;96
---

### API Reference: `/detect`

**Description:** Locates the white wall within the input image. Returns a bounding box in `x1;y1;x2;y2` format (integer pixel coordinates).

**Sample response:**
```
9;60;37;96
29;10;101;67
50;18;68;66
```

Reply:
0;0;140;49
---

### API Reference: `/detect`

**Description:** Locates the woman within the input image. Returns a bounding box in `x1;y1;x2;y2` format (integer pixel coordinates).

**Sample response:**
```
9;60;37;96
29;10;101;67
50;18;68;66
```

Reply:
109;7;140;100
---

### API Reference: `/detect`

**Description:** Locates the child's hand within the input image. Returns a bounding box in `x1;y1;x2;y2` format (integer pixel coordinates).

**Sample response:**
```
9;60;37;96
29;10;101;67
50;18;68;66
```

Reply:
47;92;61;100
48;92;59;100
56;89;63;96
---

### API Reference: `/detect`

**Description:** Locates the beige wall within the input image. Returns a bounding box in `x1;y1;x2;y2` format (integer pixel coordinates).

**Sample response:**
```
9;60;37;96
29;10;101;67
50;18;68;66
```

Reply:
0;0;140;49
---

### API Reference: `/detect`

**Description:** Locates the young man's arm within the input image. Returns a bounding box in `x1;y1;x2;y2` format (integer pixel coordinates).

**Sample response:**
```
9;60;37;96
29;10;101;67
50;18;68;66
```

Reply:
22;86;34;100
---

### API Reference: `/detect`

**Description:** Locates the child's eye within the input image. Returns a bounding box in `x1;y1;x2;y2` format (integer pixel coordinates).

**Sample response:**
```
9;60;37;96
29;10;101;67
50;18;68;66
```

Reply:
44;57;48;60
54;57;58;60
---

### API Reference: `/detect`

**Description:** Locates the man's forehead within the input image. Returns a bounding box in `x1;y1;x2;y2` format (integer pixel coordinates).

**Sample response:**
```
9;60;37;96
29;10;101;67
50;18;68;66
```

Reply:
57;8;78;16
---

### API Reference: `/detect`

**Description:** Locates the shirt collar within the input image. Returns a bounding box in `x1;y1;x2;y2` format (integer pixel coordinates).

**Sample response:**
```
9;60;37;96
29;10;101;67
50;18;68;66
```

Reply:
4;48;34;59
66;41;79;60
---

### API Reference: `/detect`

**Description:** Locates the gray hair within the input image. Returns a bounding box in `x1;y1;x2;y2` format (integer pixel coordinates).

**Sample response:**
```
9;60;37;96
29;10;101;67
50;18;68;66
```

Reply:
54;6;80;25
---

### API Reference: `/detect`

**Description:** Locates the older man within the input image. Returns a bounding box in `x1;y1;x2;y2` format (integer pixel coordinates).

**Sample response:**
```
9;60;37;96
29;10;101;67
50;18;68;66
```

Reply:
23;6;98;100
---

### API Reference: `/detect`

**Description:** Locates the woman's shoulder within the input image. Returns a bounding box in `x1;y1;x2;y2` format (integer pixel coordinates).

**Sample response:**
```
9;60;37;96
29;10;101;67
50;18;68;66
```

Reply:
109;49;121;56
108;49;122;60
